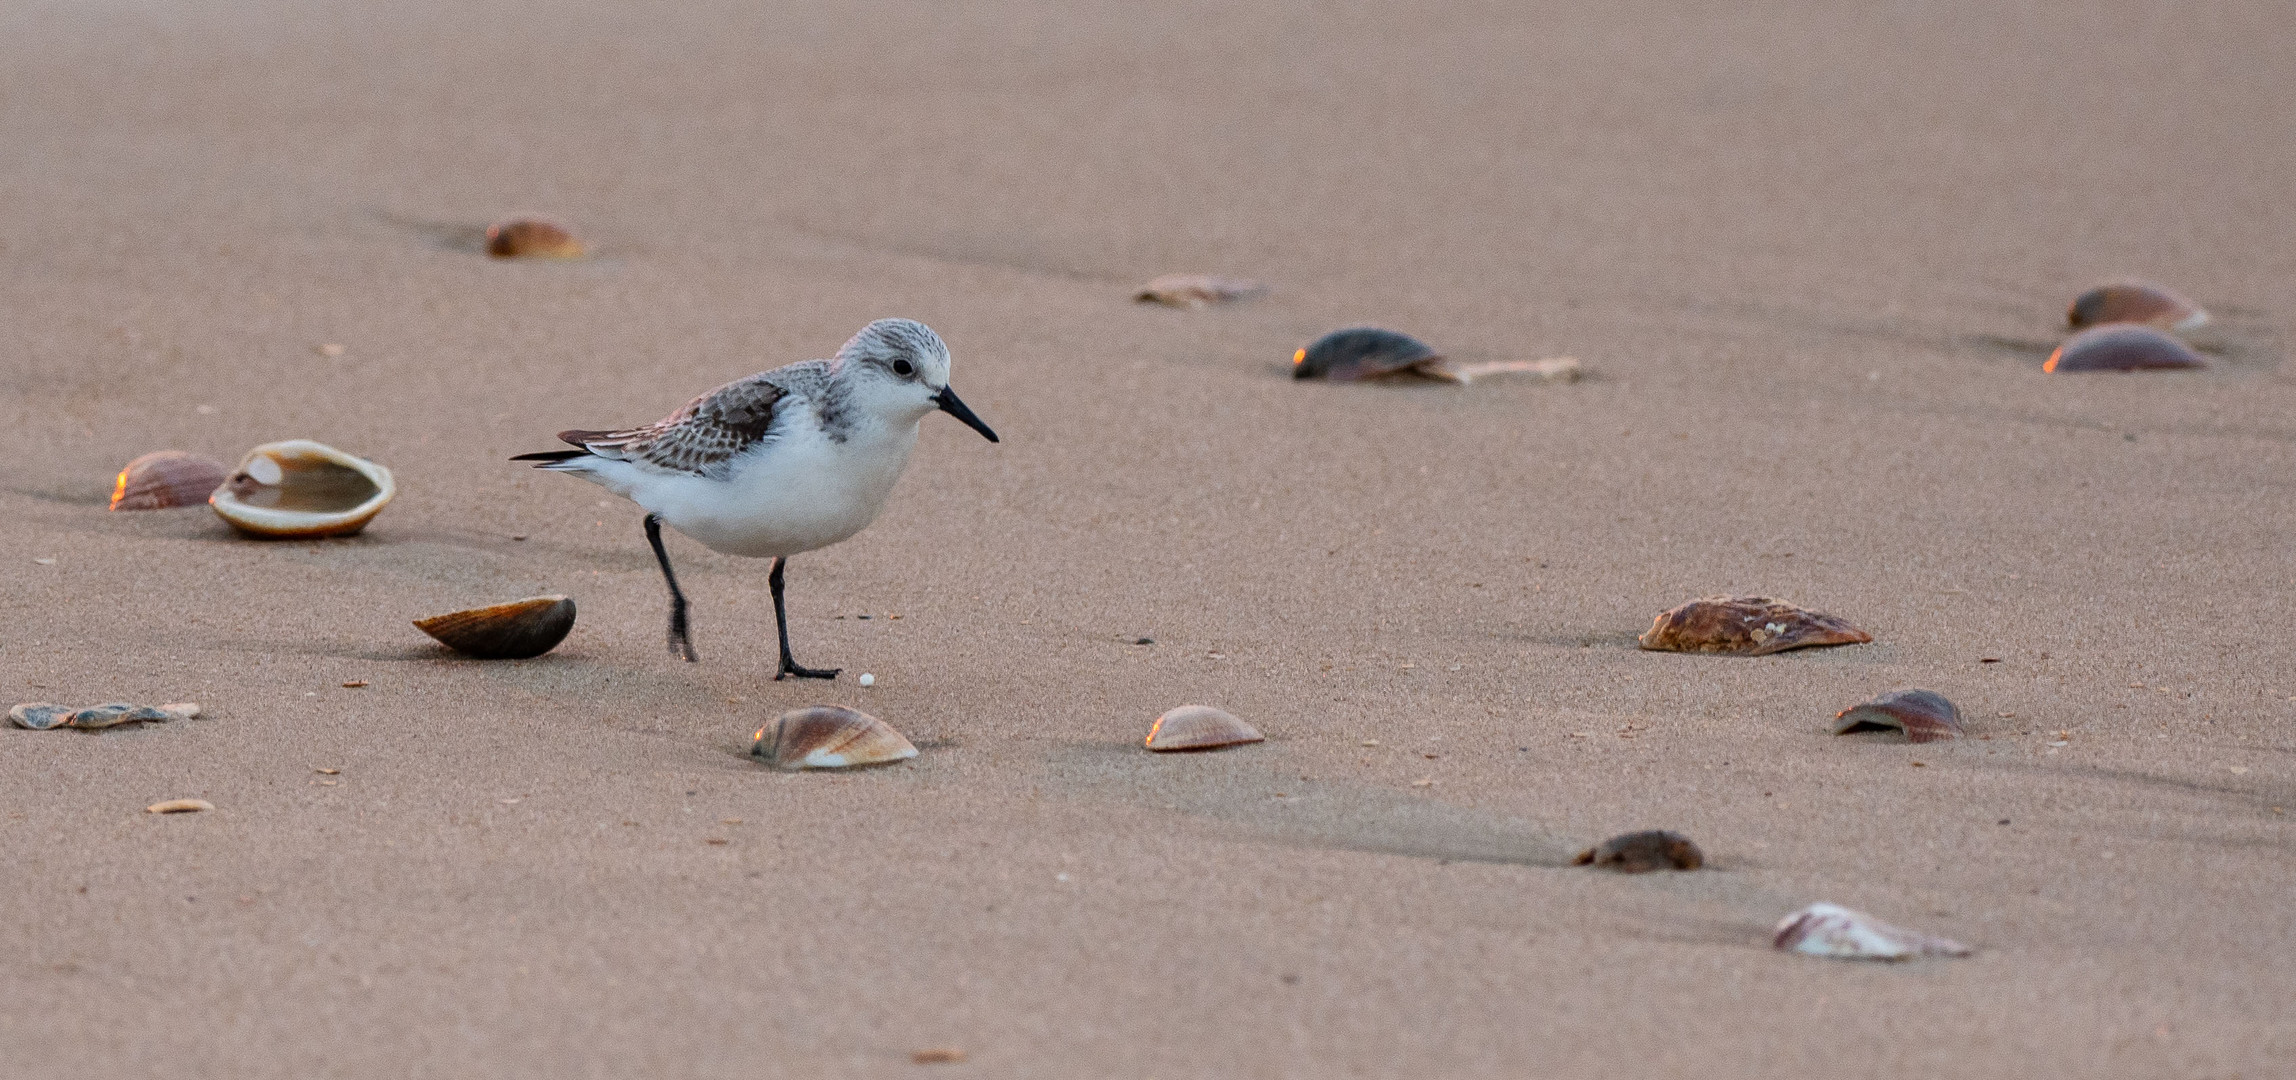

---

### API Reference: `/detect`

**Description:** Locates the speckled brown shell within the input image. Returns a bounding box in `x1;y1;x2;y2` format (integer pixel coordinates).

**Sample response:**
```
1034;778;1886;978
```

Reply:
414;596;576;660
111;451;230;511
1134;274;1267;308
1293;328;1441;381
1144;705;1264;752
1573;830;1704;872
485;219;584;259
751;706;917;770
1833;688;1963;743
2067;280;2207;332
2044;324;2207;373
1637;596;1872;656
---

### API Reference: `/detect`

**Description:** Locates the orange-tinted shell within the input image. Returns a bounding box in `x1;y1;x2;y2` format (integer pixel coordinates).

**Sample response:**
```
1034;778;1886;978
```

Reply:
1144;705;1264;752
414;596;576;659
1572;830;1704;872
2044;324;2207;373
1638;596;1871;656
2067;280;2207;332
1134;274;1267;308
1833;688;1963;743
751;706;917;770
209;440;395;539
111;451;228;511
485;219;584;259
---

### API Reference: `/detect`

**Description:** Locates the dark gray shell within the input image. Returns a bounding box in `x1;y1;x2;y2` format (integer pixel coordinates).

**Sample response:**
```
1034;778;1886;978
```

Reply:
1292;328;1440;381
2045;325;2206;372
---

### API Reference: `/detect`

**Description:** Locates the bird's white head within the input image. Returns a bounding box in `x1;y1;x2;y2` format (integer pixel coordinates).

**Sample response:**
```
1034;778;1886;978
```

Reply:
833;318;999;442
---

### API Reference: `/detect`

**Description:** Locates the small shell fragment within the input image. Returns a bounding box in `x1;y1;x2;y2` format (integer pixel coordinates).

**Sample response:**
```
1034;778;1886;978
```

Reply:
750;705;917;770
209;440;395;539
414;595;576;660
1772;902;1972;961
1834;689;1963;743
2067;279;2207;332
1144;705;1264;752
485;218;584;259
67;704;174;729
1414;356;1584;385
158;703;201;720
145;799;214;814
9;703;73;730
1638;596;1872;656
1573;830;1704;872
1293;327;1441;381
2043;324;2207;373
110;451;229;511
1134;274;1267;308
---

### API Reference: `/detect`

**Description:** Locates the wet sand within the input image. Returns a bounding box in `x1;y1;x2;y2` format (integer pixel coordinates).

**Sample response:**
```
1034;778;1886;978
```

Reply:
3;1;2293;1075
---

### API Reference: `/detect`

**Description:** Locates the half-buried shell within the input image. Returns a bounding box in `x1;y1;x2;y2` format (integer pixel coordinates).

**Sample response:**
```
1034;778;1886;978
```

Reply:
2067;279;2207;332
1638;596;1872;656
414;596;576;659
1573;830;1705;872
66;703;176;729
1772;902;1972;961
209;440;395;539
1293;327;1442;381
485;218;584;259
751;706;917;770
1833;689;1963;743
1134;274;1266;308
2044;325;2206;373
110;451;229;511
1144;705;1264;752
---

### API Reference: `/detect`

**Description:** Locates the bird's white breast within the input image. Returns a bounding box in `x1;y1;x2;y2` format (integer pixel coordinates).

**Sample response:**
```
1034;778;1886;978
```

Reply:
646;411;920;558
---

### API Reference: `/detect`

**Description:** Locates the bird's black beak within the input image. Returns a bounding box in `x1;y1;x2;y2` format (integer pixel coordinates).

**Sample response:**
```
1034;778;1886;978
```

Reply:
934;385;999;443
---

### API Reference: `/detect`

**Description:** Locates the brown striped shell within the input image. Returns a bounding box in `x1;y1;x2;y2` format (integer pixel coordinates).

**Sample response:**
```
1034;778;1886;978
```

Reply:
751;706;917;770
1637;596;1871;656
1833;688;1964;743
111;451;230;511
414;596;576;660
1144;705;1264;752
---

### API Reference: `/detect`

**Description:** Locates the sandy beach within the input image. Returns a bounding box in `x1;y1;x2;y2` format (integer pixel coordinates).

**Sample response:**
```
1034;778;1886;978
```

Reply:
4;0;2293;1075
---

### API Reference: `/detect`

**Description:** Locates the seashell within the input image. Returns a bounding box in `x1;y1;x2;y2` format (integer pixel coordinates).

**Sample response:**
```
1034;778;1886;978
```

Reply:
1133;274;1267;308
1143;705;1264;752
414;595;576;659
9;703;74;730
1572;830;1704;872
110;450;229;511
1772;902;1972;961
1414;356;1584;385
157;703;201;721
1638;596;1872;656
1293;327;1442;381
750;705;917;770
66;703;175;729
1833;688;1963;743
485;218;584;259
2067;279;2207;332
209;440;395;539
2044;324;2206;373
145;798;214;814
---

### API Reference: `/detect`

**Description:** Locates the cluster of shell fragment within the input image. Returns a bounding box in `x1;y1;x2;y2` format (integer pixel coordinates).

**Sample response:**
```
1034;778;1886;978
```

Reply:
10;702;199;730
1143;706;1263;752
210;440;395;538
1292;327;1581;384
751;706;917;770
110;451;228;511
1773;902;1972;961
1833;689;1963;743
1638;597;1871;656
1573;830;1704;872
485;218;584;259
415;596;576;659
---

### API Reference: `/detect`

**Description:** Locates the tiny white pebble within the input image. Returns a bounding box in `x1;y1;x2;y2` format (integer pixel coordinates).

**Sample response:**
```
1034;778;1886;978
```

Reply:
1055;872;1071;882
34;558;57;565
858;673;876;687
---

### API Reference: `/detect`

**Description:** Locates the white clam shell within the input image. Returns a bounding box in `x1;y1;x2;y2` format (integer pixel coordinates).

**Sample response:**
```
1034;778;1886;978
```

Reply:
210;440;395;539
1144;705;1264;752
1773;902;1972;961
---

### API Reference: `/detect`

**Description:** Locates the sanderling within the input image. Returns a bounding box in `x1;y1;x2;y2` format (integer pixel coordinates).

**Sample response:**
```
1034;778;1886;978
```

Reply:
513;318;998;679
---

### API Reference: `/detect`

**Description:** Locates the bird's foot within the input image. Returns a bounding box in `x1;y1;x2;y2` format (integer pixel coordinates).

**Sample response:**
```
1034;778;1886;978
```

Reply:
775;661;840;681
667;632;699;663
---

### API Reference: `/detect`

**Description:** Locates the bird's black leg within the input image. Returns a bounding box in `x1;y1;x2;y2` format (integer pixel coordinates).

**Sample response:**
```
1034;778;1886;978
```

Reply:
644;513;699;662
769;556;839;680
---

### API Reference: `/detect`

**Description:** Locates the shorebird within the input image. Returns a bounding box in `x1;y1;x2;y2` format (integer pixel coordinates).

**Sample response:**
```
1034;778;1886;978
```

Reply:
512;318;998;679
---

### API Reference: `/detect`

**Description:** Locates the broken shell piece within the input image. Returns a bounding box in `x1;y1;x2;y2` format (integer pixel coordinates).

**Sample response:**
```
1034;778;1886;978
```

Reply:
9;703;73;730
750;706;917;770
110;451;229;511
157;703;201;721
1293;327;1441;381
1133;274;1267;308
1834;689;1963;743
2044;325;2206;373
67;703;175;729
2068;279;2207;332
485;218;584;259
1573;830;1704;872
209;440;395;539
145;799;214;814
1638;596;1872;656
1144;705;1264;752
1415;356;1584;385
1772;902;1972;961
414;595;576;659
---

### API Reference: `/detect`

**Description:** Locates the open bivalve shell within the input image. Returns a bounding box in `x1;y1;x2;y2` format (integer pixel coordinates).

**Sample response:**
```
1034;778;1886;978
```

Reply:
111;451;229;511
751;706;917;770
2044;324;2207;373
2068;279;2207;332
210;440;395;538
1573;830;1705;872
415;596;576;659
1638;596;1872;656
1144;705;1263;752
1773;902;1973;961
1834;688;1963;743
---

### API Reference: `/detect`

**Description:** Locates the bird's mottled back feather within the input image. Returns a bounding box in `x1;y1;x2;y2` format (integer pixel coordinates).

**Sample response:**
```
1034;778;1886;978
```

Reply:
558;362;830;477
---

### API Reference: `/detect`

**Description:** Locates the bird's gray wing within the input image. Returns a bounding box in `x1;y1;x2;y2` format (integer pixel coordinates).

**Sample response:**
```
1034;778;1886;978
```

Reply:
557;365;819;478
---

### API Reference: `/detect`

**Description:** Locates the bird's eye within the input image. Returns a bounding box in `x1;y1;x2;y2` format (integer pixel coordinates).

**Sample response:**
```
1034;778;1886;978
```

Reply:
892;359;915;377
